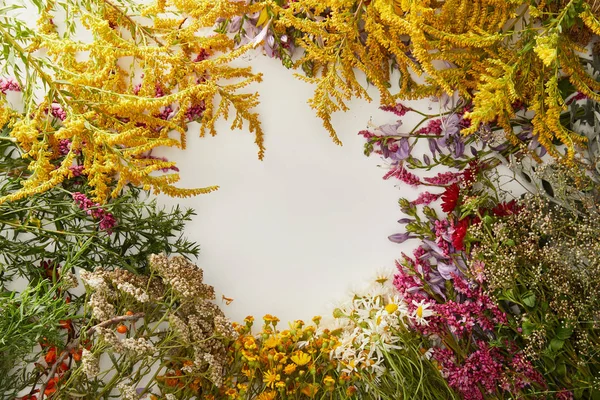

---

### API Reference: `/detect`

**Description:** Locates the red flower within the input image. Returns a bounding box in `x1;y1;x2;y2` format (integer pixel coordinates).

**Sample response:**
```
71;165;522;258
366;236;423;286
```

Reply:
59;319;72;331
492;200;521;217
451;218;469;250
462;160;483;188
44;377;60;396
44;347;57;364
441;184;460;213
20;391;38;400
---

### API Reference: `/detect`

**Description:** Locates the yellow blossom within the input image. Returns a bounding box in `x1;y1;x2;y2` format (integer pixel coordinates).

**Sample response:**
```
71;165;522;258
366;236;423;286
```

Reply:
263;370;280;389
385;303;399;314
283;363;297;375
323;375;336;387
300;383;319;398
291;351;311;366
257;392;277;400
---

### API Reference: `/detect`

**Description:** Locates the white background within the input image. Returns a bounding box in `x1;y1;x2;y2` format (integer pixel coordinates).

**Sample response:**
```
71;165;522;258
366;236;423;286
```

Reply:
155;55;435;325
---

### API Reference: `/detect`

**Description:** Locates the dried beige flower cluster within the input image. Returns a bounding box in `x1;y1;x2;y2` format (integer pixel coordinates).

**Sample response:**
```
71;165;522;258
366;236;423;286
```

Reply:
148;254;237;387
79;254;237;389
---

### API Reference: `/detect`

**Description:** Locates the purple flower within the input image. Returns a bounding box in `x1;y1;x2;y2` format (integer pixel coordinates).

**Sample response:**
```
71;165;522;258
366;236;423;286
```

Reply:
428;138;441;156
390;138;410;160
437;261;458;280
438;114;465;157
228;16;243;32
388;232;413;243
377;122;402;136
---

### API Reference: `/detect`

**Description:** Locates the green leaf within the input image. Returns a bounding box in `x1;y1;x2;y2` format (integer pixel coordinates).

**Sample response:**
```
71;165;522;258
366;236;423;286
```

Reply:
555;325;573;340
542;355;555;372
555;361;567;377
521;320;536;336
521;291;536;308
549;338;564;352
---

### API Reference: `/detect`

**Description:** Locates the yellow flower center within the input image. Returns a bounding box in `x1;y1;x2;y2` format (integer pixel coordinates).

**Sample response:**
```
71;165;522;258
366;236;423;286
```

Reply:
385;303;399;314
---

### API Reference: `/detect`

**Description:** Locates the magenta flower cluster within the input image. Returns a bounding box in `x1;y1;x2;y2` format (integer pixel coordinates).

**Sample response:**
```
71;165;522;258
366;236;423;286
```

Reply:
0;77;20;94
72;192;117;234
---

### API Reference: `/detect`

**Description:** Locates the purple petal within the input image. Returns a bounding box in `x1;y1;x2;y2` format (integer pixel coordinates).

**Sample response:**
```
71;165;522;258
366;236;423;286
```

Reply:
454;140;465;157
395;138;410;160
378;123;401;136
228;16;242;32
437;262;458;280
389;232;412;243
428;138;441;155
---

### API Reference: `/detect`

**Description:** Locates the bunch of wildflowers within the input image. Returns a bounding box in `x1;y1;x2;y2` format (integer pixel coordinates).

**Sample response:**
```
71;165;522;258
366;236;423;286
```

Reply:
331;272;457;399
29;254;237;400
213;314;341;399
361;99;554;398
0;0;266;204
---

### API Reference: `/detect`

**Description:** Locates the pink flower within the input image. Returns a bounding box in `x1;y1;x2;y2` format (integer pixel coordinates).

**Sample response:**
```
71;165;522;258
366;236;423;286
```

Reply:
424;171;462;185
412;191;441;205
72;192;117;234
50;103;67;121
383;164;421;186
380;103;412;117
68;165;85;178
417;119;443;135
186;101;205;121
0;77;20;94
193;48;210;62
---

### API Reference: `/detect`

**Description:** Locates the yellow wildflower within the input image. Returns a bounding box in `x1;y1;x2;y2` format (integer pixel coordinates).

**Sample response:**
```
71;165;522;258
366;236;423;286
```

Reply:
257;392;277;400
283;363;297;375
323;375;336;387
263;370;280;389
291;351;311;366
263;314;280;325
276;381;286;389
300;383;319;398
264;335;279;349
243;336;257;350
